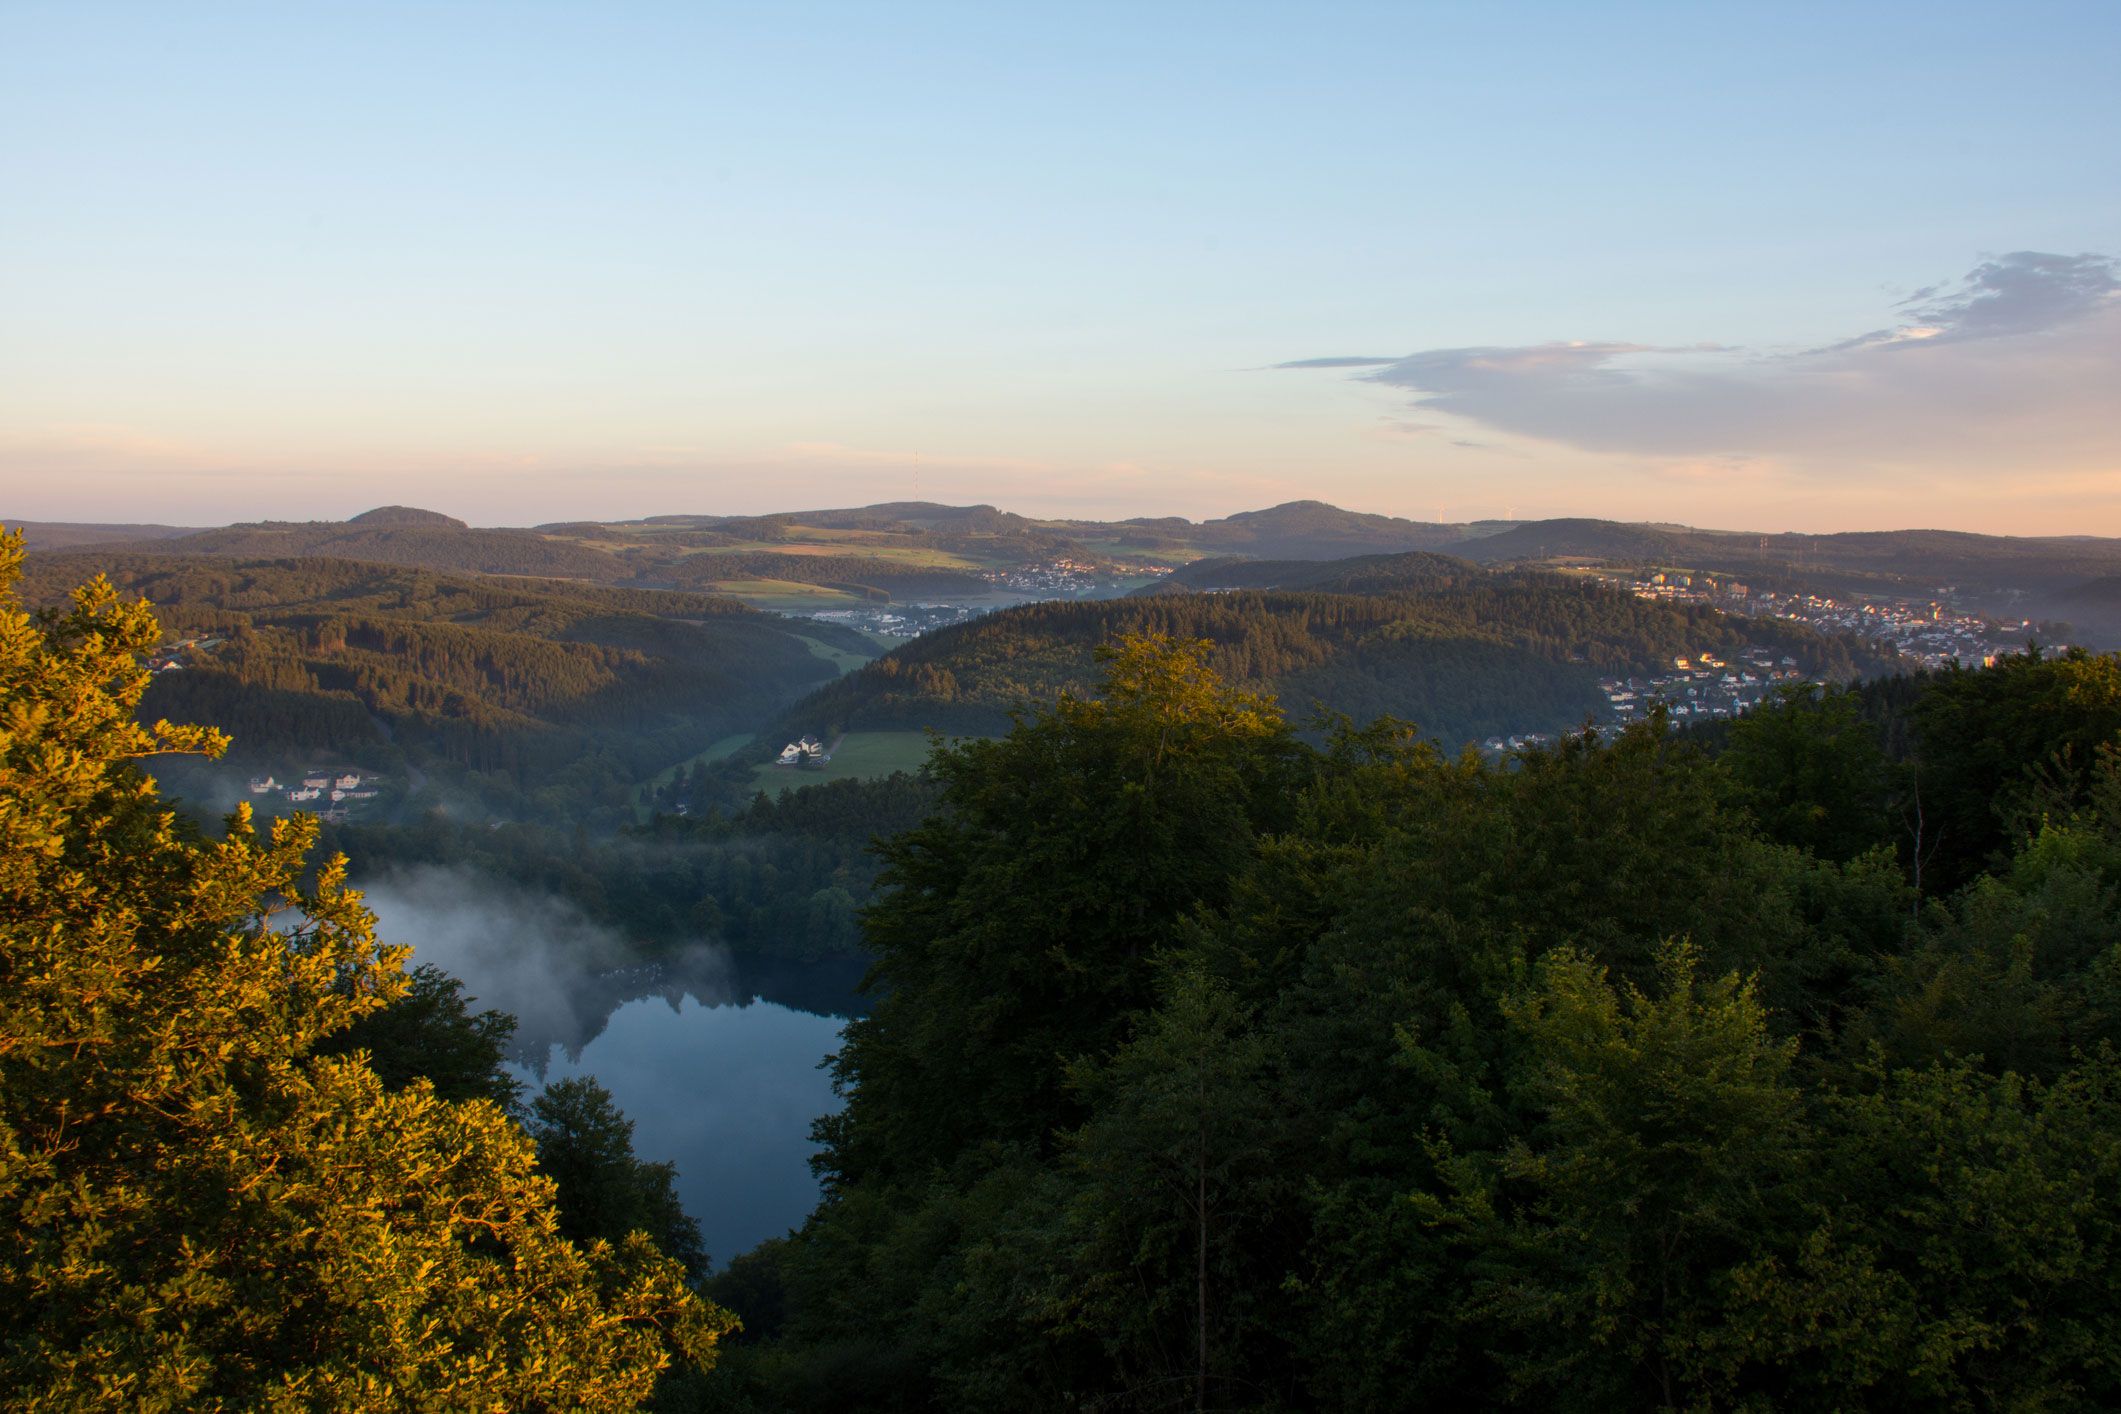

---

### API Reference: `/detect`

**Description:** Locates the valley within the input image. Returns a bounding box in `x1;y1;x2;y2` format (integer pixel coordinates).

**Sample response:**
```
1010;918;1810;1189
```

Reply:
13;495;2121;1409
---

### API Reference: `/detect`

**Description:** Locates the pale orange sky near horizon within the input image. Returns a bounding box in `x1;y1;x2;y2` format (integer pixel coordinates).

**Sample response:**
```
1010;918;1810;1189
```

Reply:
4;5;2117;539
9;270;2116;538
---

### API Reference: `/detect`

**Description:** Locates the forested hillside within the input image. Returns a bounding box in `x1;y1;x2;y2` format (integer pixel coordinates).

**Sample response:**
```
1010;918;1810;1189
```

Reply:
752;573;1895;755
1145;549;1477;594
11;520;204;550
1147;499;1475;557
116;519;634;578
1449;517;2121;599
17;552;875;824
702;635;2121;1412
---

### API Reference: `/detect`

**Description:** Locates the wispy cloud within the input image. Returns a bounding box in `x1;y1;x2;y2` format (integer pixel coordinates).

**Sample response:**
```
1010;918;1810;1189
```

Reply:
1278;252;2121;476
1271;355;1403;369
1814;252;2119;353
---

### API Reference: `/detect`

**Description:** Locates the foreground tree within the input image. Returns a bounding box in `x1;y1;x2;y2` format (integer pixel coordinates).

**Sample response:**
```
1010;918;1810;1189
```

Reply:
531;1076;709;1279
818;632;1302;1188
721;625;2121;1410
0;533;731;1409
319;961;524;1108
1722;681;1895;863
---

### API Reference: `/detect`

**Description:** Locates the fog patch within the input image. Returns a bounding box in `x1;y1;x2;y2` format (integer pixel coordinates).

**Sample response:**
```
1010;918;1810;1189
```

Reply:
358;865;736;1060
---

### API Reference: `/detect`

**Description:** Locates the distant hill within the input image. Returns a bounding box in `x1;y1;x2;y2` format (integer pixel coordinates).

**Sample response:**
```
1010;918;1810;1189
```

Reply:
1449;518;2121;597
1147;550;1477;595
1446;518;1705;565
18;552;878;826
28;502;2121;621
135;521;628;579
346;505;467;528
10;521;205;551
750;571;1893;759
1171;500;1469;559
580;500;1473;571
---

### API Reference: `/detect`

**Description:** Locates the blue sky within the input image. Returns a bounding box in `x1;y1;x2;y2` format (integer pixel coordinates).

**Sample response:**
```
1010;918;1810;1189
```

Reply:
3;1;2116;531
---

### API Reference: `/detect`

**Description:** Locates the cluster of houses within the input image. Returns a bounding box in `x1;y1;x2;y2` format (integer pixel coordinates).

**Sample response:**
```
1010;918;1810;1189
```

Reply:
246;769;382;818
983;559;1164;599
1478;646;1810;756
1600;647;1809;725
775;736;832;767
1742;591;2030;670
1610;570;2031;671
804;603;980;638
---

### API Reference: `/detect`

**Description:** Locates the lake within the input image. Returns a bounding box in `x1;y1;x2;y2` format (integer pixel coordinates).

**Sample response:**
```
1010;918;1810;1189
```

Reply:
510;986;851;1268
361;867;868;1269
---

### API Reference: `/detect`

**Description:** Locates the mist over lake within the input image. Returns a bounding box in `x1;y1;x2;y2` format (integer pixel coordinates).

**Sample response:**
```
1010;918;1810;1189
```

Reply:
363;865;866;1267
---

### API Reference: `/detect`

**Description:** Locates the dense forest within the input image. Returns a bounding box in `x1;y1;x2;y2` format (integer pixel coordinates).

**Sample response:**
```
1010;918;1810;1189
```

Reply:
140;518;638;577
1148;548;1481;593
747;574;1897;756
1450;517;2121;596
16;552;874;824
692;634;2121;1412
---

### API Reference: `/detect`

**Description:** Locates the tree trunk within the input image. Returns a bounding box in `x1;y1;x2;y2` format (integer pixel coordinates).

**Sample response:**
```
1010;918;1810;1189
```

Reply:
1197;1131;1207;1414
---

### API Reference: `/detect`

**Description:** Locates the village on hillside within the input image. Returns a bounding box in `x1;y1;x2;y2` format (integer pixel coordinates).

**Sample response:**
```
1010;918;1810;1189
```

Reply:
1605;568;2037;669
1478;644;1810;756
801;602;982;638
982;558;1172;597
246;768;385;822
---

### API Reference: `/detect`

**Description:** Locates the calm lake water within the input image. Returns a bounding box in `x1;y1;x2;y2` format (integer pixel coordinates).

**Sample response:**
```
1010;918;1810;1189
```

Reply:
510;988;851;1268
359;867;868;1269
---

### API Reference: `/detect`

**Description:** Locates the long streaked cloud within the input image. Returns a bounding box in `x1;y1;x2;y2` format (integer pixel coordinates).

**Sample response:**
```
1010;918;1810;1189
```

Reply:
1278;252;2121;472
1273;355;1405;369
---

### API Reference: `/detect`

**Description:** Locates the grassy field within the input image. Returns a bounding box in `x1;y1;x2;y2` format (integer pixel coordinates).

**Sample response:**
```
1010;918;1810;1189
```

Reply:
794;633;881;675
749;730;942;790
1077;540;1210;567
692;539;987;569
700;578;868;611
634;732;756;817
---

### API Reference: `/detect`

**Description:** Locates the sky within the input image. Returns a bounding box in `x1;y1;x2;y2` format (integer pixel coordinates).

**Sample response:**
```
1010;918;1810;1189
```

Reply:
2;1;2116;534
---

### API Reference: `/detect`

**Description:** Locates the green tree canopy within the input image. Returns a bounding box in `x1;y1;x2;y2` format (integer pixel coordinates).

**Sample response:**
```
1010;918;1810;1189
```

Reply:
724;627;2121;1412
530;1076;709;1280
0;533;731;1409
818;633;1303;1188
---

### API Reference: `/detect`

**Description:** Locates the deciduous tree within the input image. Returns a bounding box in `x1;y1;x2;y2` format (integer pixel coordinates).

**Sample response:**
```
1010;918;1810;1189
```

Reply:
0;533;731;1409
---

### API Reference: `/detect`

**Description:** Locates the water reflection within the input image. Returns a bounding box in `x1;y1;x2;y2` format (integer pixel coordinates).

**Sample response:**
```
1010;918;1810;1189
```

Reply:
510;989;849;1268
500;949;866;1063
359;865;870;1265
